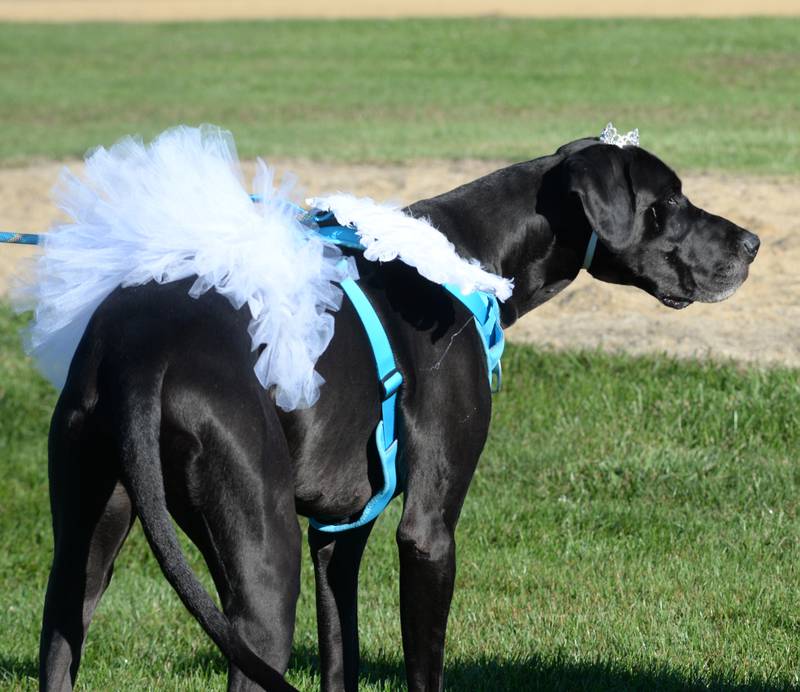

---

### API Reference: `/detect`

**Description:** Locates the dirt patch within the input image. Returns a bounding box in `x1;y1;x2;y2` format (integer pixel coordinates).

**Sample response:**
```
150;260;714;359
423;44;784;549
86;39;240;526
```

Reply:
1;159;797;367
0;0;797;21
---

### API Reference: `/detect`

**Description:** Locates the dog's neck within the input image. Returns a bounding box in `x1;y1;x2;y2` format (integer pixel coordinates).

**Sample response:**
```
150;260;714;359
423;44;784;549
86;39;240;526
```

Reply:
408;158;594;326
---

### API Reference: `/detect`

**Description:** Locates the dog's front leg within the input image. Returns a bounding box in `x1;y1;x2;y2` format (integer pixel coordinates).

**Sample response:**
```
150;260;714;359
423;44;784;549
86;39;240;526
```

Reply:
308;521;375;692
395;493;465;692
392;385;488;692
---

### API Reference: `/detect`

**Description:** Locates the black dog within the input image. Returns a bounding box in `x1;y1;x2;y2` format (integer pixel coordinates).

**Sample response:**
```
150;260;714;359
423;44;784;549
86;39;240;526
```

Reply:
38;137;758;691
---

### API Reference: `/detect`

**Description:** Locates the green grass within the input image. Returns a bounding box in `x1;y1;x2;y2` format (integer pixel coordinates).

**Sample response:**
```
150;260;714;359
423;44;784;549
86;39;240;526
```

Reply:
0;18;798;172
2;300;800;691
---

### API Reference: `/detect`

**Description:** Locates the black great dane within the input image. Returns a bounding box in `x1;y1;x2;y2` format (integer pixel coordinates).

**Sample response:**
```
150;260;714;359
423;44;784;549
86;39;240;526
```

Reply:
39;136;758;691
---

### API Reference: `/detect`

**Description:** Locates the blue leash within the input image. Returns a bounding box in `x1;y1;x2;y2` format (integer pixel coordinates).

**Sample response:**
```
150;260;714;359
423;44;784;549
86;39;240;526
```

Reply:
0;232;40;245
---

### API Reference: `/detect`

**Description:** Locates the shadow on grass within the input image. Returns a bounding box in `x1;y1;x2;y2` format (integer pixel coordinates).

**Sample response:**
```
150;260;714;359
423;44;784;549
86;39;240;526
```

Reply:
169;645;793;692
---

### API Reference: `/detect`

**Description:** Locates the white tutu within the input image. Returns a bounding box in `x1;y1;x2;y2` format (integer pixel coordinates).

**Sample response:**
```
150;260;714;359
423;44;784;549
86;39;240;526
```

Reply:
308;193;514;301
16;125;357;411
17;125;515;411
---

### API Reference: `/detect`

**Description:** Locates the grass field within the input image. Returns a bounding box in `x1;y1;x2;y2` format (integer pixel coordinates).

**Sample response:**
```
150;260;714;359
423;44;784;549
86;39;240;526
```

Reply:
2;301;800;690
2;15;799;691
0;18;799;172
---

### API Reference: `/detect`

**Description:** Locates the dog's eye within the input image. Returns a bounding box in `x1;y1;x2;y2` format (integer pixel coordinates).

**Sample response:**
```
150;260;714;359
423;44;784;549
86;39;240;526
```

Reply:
667;195;679;206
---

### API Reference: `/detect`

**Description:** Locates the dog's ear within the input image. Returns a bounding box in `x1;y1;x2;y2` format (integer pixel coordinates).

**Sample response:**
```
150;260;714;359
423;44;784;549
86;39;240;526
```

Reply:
562;144;637;252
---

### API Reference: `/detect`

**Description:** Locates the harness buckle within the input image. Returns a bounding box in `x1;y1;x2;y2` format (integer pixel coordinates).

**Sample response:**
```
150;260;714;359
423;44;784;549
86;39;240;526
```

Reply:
380;369;403;400
490;361;502;394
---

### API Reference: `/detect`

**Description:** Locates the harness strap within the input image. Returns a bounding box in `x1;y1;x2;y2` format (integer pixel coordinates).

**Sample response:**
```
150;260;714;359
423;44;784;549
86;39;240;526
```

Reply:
310;268;402;533
308;211;365;249
443;284;505;392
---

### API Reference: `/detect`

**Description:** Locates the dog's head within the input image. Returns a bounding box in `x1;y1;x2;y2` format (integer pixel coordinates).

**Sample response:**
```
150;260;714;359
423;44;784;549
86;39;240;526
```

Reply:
559;140;759;309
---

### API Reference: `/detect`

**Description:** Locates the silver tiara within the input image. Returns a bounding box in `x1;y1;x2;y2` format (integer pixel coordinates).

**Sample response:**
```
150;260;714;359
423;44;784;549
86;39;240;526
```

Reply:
599;122;639;148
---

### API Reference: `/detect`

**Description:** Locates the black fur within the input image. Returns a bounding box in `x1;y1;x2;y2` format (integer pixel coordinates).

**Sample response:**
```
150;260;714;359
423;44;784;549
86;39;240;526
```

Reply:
39;139;758;691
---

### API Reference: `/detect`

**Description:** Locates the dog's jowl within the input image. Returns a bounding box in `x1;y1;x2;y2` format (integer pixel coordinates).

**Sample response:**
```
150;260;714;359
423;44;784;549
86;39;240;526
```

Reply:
29;127;757;691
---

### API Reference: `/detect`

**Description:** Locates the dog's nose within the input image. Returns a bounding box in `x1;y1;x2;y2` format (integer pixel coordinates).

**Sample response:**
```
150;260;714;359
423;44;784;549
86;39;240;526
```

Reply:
740;231;760;260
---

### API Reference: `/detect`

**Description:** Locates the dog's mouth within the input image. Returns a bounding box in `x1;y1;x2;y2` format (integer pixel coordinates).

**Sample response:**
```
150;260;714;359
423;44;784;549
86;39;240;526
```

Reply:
657;294;693;310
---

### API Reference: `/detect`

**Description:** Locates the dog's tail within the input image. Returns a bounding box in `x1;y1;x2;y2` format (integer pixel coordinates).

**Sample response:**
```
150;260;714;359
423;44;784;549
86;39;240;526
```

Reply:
114;368;297;692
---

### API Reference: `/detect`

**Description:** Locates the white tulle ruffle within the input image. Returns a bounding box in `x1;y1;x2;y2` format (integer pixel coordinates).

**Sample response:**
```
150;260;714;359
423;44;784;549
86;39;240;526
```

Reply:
308;193;514;301
17;126;357;411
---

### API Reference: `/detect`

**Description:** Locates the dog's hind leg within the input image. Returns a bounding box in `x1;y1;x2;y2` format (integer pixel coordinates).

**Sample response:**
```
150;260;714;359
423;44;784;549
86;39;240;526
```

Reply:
162;400;302;692
39;404;134;691
167;484;302;691
308;521;375;692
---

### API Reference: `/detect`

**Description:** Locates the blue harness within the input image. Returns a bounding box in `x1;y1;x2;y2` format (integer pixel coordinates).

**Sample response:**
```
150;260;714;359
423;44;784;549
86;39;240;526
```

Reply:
308;214;505;533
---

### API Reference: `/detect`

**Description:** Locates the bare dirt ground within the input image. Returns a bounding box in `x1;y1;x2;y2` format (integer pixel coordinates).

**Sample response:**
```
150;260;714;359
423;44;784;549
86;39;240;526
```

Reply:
1;159;797;367
0;0;798;21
